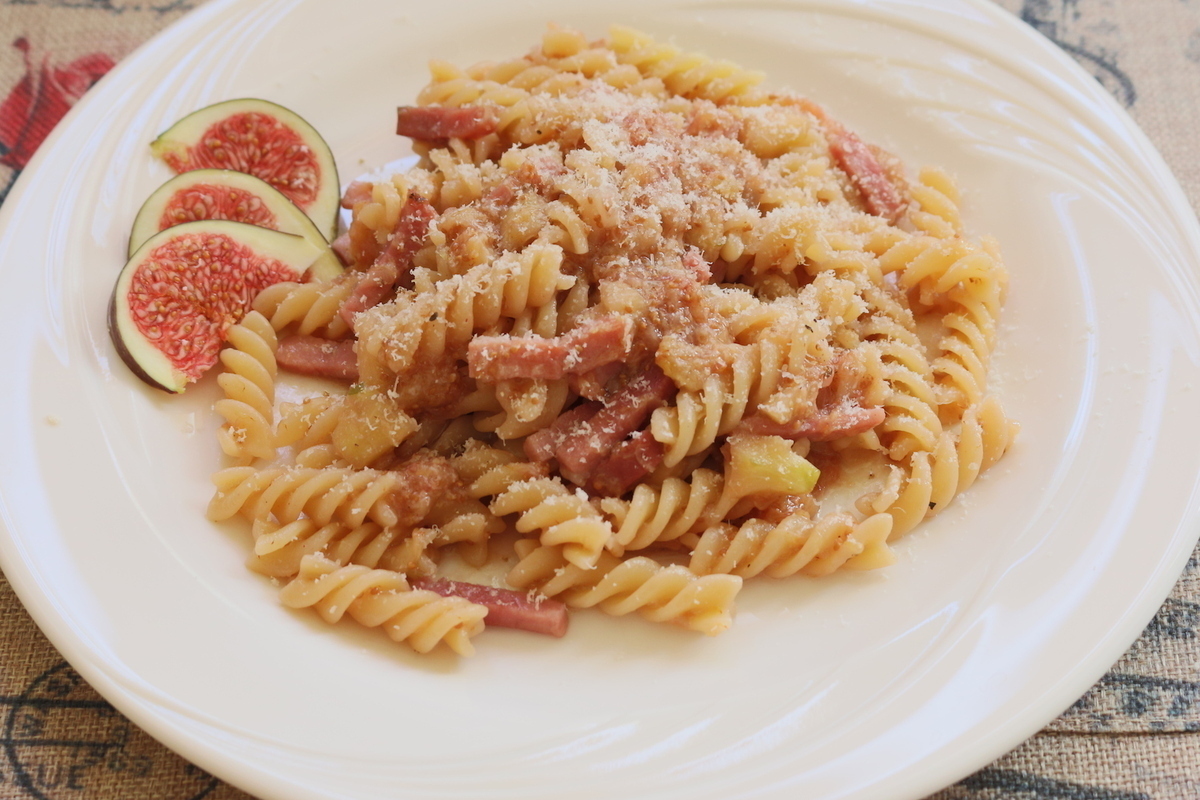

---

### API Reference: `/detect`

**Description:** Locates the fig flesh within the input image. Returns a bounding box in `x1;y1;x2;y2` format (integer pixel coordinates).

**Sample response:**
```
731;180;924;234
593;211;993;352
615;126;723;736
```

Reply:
150;98;341;241
127;169;342;280
110;220;325;393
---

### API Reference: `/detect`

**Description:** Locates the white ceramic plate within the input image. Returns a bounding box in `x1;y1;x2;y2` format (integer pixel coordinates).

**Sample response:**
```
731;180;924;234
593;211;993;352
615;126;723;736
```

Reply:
2;0;1199;798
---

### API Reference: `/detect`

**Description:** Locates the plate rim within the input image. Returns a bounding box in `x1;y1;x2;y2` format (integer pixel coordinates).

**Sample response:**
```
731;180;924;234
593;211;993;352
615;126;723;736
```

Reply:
0;1;1198;798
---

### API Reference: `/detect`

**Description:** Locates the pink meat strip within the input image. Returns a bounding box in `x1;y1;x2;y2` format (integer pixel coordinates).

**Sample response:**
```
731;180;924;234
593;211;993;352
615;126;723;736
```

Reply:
339;193;436;327
555;365;674;479
467;336;569;382
524;401;602;463
589;430;664;497
339;262;395;327
483;153;567;207
828;129;905;222
330;232;353;266
275;335;358;382
798;404;886;440
466;316;632;383
741;403;885;441
340;180;373;209
739;351;885;441
410;577;568;638
567;316;633;374
396;105;499;141
569;360;623;402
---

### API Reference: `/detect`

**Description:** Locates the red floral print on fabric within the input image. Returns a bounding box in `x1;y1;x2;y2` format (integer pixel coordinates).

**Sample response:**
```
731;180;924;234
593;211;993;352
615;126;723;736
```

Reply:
0;37;114;171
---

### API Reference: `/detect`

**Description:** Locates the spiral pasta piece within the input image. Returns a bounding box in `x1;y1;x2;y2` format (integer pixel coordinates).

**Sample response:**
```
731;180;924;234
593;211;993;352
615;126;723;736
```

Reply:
651;366;753;467
486;377;573;440
274;394;344;450
490;478;613;569
599;468;724;554
415;48;639;153
930;271;1005;412
252;278;355;338
878;236;1006;417
608;25;767;105
690;511;894;578
542;199;591;255
452;441;549;500
880;395;1018;538
280;554;486;655
932;291;995;411
508;544;741;635
883;236;1004;305
212;311;278;464
424;143;494;208
417;63;525;107
207;466;402;529
450;440;520;482
907;166;963;239
247;519;439;579
858;309;942;461
473;460;551;500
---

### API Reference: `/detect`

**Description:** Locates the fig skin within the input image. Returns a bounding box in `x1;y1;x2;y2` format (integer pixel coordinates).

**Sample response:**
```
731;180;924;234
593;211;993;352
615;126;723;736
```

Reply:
150;98;342;241
127;169;342;281
107;292;177;393
109;220;325;394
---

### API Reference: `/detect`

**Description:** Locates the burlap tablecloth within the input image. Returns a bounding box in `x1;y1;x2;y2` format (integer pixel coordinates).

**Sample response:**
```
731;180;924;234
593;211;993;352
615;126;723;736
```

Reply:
1;1;1198;798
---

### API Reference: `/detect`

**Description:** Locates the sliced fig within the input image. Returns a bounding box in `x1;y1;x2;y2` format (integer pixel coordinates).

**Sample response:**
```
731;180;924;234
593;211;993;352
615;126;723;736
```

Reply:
109;220;326;394
127;169;342;280
150;98;341;241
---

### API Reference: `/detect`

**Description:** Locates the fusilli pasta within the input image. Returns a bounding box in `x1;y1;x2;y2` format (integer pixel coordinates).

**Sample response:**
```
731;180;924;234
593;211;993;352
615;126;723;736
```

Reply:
214;310;278;464
280;554;487;655
195;25;1016;657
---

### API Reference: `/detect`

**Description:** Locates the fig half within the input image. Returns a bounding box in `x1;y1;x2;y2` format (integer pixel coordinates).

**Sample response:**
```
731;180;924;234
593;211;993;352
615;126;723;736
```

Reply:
150;98;341;241
128;169;342;280
110;220;326;393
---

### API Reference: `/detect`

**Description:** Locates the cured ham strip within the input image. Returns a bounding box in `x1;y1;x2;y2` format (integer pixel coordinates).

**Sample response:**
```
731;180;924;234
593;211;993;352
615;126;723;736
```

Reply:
340;180;373;209
483;153;569;207
798;404;886;441
742;404;885;441
340;193;436;326
330;232;353;266
567;316;633;374
829;129;905;222
555;365;674;479
524;402;601;463
396;105;499;141
740;351;884;440
589;429;664;497
340;260;396;325
276;335;358;382
466;316;632;383
411;577;568;637
569;361;623;402
381;192;437;283
467;336;569;382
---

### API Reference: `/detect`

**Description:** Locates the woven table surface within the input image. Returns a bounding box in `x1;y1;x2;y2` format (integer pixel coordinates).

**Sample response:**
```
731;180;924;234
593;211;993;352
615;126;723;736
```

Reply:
1;1;1199;798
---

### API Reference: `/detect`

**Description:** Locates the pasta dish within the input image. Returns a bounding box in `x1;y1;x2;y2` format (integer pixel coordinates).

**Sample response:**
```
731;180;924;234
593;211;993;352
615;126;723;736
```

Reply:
203;25;1017;656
